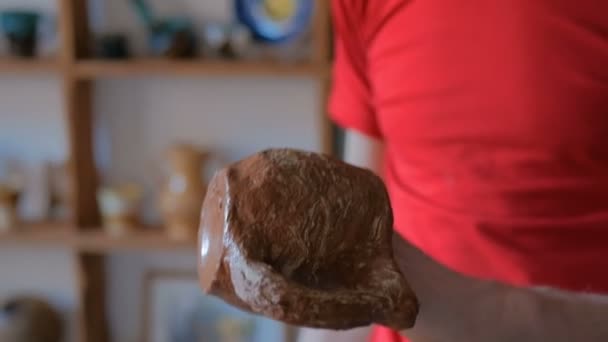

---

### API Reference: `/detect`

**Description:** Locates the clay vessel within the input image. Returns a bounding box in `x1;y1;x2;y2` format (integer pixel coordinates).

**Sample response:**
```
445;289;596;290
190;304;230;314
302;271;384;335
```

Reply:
97;183;142;236
47;161;72;221
198;149;418;330
0;296;63;342
0;183;20;232
159;143;208;240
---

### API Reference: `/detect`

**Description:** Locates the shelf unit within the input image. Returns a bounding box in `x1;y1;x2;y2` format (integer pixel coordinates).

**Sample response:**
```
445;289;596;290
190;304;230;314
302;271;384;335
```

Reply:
0;223;196;252
0;58;327;77
1;1;332;341
0;57;60;73
73;59;326;78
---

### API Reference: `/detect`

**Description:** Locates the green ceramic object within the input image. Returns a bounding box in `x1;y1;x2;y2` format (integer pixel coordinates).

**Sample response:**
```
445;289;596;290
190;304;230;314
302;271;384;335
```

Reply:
0;10;40;57
130;0;196;58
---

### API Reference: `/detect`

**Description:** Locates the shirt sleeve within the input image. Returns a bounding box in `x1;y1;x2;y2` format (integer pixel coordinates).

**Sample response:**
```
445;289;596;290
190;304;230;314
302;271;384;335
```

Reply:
328;0;382;139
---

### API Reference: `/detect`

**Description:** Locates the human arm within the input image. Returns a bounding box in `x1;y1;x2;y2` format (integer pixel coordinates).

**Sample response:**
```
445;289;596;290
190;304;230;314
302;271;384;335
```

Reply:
392;231;608;342
338;130;608;342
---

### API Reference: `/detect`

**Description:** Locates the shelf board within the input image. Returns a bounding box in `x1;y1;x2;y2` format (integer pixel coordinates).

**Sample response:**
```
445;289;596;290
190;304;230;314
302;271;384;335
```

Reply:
0;222;74;247
0;58;60;73
74;59;324;78
0;223;196;252
77;228;196;252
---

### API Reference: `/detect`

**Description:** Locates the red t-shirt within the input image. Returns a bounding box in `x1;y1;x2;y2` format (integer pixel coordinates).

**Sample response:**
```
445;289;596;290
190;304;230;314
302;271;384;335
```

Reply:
330;1;608;341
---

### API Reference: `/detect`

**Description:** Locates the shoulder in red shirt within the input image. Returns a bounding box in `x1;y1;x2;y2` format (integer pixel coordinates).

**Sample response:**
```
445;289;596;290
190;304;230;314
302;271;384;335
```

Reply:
330;0;608;317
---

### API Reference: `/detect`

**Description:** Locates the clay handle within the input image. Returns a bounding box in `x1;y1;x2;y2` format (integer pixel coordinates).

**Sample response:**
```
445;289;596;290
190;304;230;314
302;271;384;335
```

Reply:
229;256;418;330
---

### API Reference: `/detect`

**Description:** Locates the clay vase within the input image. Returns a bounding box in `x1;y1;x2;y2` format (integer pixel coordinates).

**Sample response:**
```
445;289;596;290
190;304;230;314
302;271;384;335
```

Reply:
97;183;142;237
0;183;20;232
46;161;73;221
159;144;208;240
0;296;63;342
198;149;419;330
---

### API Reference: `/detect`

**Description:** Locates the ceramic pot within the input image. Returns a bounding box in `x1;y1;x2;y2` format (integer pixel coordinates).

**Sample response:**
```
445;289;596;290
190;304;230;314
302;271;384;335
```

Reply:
0;11;40;57
97;184;142;237
159;144;209;240
0;296;63;342
0;184;20;232
130;0;195;58
47;161;72;221
149;20;196;58
94;33;130;59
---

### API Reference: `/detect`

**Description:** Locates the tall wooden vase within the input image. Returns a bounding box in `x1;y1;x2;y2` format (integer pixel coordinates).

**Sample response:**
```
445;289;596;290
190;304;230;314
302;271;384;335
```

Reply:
159;144;208;240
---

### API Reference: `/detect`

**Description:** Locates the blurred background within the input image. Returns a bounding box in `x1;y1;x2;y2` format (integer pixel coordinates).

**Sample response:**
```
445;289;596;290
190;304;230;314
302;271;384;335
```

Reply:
0;0;339;341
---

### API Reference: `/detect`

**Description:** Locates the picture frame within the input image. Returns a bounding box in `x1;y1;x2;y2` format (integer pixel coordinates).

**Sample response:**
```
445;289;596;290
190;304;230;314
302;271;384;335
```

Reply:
141;270;297;342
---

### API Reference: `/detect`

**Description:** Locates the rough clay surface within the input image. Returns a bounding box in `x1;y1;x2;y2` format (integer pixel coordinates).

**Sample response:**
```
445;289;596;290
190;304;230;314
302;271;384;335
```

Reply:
198;149;419;330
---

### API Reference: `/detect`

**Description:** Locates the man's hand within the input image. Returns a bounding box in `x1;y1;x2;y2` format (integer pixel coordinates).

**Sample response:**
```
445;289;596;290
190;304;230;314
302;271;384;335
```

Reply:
393;233;608;342
393;233;514;341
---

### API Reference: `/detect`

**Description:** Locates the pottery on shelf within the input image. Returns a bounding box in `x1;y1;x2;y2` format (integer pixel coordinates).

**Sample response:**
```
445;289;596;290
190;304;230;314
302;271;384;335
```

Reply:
0;296;63;342
0;183;20;232
159;144;209;241
201;22;227;58
202;22;252;59
94;33;130;59
130;0;196;58
0;10;40;57
97;183;142;237
235;0;314;43
47;161;72;221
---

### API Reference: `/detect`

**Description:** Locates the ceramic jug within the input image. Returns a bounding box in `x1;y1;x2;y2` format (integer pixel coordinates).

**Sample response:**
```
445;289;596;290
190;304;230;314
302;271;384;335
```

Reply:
0;183;20;232
159;143;209;240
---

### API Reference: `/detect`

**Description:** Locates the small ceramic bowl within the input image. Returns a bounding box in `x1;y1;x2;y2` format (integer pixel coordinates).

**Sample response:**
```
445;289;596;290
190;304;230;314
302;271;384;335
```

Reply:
97;184;142;237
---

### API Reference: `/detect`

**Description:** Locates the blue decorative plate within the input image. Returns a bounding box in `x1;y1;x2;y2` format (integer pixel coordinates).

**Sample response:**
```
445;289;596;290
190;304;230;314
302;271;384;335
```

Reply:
236;0;314;43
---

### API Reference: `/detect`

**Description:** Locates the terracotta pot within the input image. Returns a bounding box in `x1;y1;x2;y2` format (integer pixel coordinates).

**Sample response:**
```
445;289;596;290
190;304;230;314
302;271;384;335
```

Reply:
0;296;63;342
159;144;209;240
97;184;142;237
0;184;20;232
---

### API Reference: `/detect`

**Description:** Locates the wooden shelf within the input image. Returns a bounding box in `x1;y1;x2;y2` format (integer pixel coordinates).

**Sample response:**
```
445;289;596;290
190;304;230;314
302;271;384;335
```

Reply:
0;223;195;252
2;1;330;339
77;228;196;252
0;58;60;73
74;59;324;78
0;222;74;246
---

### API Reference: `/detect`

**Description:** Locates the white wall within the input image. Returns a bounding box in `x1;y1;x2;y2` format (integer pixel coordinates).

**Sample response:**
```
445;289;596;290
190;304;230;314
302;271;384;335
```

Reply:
0;1;321;341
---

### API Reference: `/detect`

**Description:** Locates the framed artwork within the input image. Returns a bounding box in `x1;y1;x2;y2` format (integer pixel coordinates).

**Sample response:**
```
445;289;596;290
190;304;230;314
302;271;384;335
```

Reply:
141;270;296;342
